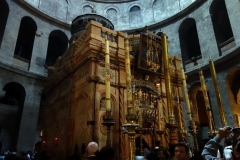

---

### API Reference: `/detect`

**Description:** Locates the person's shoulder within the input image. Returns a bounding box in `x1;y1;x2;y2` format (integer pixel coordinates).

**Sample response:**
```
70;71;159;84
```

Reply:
86;156;96;160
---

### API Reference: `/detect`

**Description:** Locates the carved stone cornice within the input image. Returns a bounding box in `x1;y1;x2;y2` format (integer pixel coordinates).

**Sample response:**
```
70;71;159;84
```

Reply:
86;76;100;82
132;79;159;93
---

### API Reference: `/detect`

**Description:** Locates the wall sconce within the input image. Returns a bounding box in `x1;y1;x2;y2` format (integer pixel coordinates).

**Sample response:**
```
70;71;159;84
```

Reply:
87;120;95;126
39;129;43;137
145;75;149;81
156;83;160;93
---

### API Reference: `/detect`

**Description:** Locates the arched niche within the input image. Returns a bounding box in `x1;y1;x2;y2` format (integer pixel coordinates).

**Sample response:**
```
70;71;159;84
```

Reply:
179;18;201;64
45;30;68;66
210;0;234;50
83;5;93;14
106;8;118;27
0;0;9;48
129;6;141;28
14;16;37;62
153;0;164;22
225;66;240;125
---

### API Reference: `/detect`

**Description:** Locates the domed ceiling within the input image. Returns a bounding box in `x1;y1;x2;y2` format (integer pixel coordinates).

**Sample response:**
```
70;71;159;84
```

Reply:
22;0;198;31
88;0;137;2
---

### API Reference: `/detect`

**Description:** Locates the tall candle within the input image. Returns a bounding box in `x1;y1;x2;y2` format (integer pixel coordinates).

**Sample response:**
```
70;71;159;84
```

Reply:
124;33;134;114
162;33;175;124
105;37;111;110
198;68;214;135
158;99;162;130
209;58;227;126
181;68;192;121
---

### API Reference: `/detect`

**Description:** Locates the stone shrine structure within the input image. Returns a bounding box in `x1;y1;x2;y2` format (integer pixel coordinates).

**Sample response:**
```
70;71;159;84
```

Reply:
41;15;185;159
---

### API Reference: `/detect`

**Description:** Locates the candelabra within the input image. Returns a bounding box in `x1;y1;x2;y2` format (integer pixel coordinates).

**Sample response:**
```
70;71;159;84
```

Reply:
123;34;139;160
102;110;115;146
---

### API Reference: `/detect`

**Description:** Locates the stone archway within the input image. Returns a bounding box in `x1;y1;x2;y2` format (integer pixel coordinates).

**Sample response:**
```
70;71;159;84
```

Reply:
34;141;41;154
225;66;240;126
188;82;214;140
0;82;26;151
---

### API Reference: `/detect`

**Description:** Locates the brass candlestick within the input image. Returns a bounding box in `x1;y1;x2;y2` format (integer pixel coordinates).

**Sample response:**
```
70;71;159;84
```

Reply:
177;102;185;142
102;110;115;146
198;68;215;137
161;32;178;147
102;34;115;147
124;34;139;160
189;121;199;152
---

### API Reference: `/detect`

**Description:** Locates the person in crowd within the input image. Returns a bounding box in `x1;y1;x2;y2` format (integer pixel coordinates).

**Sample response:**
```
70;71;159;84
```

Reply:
145;147;159;160
223;139;233;160
86;142;98;160
4;153;22;160
95;146;114;160
174;142;190;160
143;147;151;157
202;126;240;160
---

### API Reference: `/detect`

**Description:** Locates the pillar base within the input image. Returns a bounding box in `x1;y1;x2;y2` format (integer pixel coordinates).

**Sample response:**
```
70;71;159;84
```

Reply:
124;113;139;160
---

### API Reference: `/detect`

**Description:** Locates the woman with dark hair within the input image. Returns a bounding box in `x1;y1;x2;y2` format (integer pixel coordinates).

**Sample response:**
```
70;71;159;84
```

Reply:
95;146;114;160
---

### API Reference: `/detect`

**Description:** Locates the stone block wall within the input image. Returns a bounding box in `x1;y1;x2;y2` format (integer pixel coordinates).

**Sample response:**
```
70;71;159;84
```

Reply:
20;0;196;30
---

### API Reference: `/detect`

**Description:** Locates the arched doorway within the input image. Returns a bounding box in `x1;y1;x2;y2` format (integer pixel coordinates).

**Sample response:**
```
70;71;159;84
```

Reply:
188;82;215;141
34;141;42;154
0;82;26;151
226;66;240;126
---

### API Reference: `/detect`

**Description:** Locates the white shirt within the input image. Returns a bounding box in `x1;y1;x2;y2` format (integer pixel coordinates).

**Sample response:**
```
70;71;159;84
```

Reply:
224;146;232;160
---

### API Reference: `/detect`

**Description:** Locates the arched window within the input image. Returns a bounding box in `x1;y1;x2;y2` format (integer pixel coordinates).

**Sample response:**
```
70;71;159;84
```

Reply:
14;17;37;61
179;18;201;64
0;0;9;48
129;6;141;28
83;5;93;14
106;8;117;27
210;0;234;48
45;30;68;66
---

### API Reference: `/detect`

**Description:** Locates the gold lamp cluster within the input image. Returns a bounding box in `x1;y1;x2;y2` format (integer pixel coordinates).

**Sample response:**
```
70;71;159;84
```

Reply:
145;32;161;72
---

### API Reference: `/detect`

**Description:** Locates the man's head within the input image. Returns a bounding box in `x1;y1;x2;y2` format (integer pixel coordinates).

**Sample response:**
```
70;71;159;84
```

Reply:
174;142;189;160
224;139;232;147
86;142;98;156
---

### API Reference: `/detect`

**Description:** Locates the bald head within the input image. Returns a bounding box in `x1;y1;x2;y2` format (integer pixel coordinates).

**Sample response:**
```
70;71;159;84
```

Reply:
86;142;98;156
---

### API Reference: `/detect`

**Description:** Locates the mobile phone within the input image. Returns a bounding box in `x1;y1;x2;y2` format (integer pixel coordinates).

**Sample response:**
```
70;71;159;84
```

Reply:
231;127;240;132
